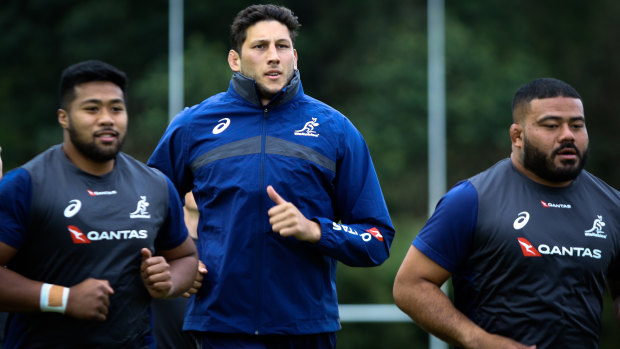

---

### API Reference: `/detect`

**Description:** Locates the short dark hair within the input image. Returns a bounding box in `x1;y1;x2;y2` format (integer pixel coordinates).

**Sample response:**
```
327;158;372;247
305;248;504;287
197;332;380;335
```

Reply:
230;4;301;54
512;78;581;121
59;60;128;109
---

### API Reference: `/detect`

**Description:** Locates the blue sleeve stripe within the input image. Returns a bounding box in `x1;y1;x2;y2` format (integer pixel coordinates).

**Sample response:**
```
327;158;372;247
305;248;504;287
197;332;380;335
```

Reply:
154;177;189;251
0;168;32;249
413;180;478;274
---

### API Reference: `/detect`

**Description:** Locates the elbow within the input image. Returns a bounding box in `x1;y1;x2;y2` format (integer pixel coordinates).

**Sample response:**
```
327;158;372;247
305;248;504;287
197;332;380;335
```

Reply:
392;276;407;310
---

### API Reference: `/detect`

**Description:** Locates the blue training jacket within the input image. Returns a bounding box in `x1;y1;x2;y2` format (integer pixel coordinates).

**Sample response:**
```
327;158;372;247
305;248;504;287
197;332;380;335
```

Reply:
147;71;395;335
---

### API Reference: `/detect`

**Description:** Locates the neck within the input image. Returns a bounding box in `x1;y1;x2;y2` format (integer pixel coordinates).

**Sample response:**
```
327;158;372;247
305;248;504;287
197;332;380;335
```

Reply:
62;142;115;176
510;152;573;188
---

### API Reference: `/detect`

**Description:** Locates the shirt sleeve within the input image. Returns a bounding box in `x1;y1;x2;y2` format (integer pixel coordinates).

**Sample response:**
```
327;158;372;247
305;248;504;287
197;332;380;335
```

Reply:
0;169;32;249
154;176;190;251
312;118;395;267
413;180;478;273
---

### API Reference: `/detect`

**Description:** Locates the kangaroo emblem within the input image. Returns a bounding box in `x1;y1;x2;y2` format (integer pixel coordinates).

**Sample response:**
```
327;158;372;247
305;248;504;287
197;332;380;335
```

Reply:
294;117;320;137
130;196;151;218
584;215;606;238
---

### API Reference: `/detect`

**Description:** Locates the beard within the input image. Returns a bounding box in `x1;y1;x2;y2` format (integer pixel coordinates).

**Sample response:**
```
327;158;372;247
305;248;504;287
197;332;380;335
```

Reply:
67;121;124;163
256;83;279;102
243;66;296;103
522;136;589;183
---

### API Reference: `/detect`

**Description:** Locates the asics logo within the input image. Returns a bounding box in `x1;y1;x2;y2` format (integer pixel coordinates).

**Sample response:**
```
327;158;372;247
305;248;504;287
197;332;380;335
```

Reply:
213;118;231;134
513;211;530;230
64;200;82;218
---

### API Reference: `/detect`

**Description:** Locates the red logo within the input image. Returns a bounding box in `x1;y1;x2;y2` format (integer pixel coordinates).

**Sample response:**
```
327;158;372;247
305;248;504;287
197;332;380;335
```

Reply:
517;237;540;257
540;200;549;207
68;225;91;244
366;227;384;241
87;190;96;196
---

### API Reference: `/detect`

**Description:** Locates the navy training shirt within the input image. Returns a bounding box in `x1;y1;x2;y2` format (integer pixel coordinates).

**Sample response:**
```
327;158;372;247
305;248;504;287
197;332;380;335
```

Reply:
414;158;620;348
0;144;188;348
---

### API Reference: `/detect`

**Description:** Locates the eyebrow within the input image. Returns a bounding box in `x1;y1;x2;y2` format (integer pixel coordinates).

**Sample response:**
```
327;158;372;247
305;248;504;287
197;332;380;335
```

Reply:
538;115;585;122
80;98;125;105
249;38;292;45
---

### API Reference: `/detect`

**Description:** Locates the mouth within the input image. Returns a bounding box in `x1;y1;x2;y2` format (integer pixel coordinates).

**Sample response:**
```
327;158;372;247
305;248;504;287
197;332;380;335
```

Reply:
265;70;282;80
94;130;119;143
554;145;579;161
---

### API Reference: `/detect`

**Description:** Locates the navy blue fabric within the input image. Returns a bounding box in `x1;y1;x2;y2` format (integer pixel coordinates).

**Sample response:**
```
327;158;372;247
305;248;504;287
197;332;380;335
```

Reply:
148;71;395;335
413;159;620;348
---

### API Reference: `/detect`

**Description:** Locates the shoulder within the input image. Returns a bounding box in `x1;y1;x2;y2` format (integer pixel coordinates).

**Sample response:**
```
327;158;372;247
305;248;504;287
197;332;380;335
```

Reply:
116;153;168;185
468;158;514;190
0;168;31;192
297;94;345;118
168;91;233;127
21;145;63;174
439;180;479;214
295;94;362;138
577;170;620;200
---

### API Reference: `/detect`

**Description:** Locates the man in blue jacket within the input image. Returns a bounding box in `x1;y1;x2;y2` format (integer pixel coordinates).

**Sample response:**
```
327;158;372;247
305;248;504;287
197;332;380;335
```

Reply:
148;4;395;348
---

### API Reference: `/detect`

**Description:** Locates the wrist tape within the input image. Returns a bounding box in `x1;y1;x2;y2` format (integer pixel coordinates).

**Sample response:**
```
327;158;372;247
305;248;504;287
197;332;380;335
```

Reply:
40;283;69;313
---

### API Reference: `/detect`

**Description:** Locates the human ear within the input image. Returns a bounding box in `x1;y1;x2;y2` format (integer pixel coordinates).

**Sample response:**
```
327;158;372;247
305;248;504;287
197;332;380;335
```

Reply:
510;123;524;149
228;50;241;72
58;109;69;129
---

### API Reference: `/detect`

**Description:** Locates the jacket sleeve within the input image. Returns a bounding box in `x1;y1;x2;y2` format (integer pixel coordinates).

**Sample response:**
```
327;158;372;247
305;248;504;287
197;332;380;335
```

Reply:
312;119;395;267
147;112;193;198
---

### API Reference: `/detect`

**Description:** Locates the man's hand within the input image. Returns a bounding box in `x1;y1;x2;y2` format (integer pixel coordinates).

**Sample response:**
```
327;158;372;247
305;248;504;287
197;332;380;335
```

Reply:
182;260;207;298
140;248;172;299
65;278;114;322
266;185;321;243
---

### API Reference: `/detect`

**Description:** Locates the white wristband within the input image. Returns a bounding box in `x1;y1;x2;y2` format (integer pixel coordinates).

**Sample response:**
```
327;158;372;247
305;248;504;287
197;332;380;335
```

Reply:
40;283;70;314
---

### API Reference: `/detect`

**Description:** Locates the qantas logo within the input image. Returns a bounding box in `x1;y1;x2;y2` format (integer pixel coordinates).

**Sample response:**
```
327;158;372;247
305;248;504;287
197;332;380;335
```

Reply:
366;227;384;241
67;225;148;244
517;237;601;259
87;189;117;196
517;237;540;257
68;225;91;244
540;200;571;209
332;222;382;242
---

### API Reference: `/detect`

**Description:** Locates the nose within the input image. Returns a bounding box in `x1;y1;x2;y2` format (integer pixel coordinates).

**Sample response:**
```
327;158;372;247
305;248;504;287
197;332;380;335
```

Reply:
97;108;115;126
558;123;575;143
266;44;280;64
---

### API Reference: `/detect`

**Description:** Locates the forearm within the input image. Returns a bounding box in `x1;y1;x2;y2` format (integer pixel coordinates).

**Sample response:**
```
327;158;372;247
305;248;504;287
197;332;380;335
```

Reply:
166;254;198;298
314;218;393;267
0;267;44;312
394;279;485;348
